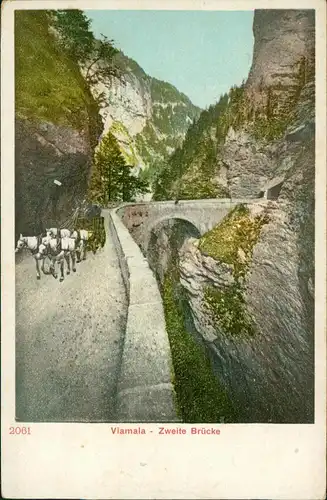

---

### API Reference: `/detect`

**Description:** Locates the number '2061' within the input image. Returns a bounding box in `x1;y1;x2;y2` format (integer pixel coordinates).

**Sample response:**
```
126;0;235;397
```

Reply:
9;426;31;435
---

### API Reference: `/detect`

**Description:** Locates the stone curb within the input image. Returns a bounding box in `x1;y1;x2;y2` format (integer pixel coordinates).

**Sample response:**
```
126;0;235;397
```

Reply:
108;208;179;423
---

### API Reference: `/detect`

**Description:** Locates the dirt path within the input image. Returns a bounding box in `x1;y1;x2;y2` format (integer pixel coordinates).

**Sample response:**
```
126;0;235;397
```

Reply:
15;216;128;422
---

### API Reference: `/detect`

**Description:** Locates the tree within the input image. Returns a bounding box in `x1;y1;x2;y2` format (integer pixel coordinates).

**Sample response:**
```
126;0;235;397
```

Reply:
88;132;149;204
122;166;150;201
84;36;121;86
47;10;94;64
266;87;274;120
48;10;124;88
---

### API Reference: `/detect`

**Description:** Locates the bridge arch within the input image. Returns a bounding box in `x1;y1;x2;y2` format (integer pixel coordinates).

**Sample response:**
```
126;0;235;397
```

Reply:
144;215;202;257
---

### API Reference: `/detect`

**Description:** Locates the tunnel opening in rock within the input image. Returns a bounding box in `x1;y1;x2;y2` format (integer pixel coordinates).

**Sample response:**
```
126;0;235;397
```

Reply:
267;181;283;199
259;176;285;201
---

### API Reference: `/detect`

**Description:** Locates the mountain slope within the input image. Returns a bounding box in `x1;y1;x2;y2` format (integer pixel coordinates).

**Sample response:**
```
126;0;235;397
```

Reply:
92;51;202;179
15;10;103;237
153;10;314;201
157;9;315;422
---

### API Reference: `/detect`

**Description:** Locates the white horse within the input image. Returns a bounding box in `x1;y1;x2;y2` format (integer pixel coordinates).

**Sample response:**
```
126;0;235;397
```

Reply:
46;227;71;239
15;234;46;280
37;236;76;282
71;229;92;262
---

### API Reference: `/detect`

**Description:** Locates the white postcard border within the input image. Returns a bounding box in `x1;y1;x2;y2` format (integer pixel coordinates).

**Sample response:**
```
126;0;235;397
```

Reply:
1;1;326;498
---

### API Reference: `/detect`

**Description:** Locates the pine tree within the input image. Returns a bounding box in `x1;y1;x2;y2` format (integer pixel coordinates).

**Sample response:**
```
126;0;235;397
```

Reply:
88;131;149;204
266;87;273;120
49;9;122;87
47;9;94;65
122;166;150;201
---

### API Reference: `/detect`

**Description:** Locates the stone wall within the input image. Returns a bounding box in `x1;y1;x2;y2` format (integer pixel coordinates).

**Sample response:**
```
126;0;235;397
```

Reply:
15;119;96;239
117;199;255;255
108;208;179;422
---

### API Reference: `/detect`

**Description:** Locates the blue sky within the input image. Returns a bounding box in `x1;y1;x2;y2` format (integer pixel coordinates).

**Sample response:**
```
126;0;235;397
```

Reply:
86;10;254;109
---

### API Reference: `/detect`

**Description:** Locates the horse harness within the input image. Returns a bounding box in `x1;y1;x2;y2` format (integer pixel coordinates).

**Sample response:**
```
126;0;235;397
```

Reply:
45;234;63;256
74;229;81;246
31;235;43;256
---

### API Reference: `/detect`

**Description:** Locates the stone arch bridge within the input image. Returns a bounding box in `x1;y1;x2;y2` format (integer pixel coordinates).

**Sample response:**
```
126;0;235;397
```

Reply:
115;198;259;254
101;197;260;422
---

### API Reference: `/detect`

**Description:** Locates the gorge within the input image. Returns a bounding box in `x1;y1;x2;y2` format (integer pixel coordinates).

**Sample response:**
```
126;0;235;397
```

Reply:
15;8;315;424
131;9;315;423
15;10;201;238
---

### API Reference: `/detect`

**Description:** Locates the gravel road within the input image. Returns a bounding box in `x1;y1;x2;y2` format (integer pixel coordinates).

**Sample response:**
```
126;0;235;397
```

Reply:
15;218;128;422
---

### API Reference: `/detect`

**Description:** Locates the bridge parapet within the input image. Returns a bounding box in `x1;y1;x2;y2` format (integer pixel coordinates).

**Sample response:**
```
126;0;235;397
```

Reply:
117;198;259;254
106;208;179;423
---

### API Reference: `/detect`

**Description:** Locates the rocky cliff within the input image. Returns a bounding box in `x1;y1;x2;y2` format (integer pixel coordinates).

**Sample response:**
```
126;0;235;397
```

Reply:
223;9;315;198
154;10;315;201
91;52;201;176
15;9;201;235
153;9;315;422
15;11;102;238
245;9;315;110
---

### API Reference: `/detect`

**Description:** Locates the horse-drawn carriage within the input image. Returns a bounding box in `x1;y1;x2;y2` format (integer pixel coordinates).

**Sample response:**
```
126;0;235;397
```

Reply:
56;203;106;254
15;203;106;281
73;216;106;254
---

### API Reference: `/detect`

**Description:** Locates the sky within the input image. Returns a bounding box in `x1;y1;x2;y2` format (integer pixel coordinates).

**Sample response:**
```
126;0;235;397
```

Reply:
85;10;254;109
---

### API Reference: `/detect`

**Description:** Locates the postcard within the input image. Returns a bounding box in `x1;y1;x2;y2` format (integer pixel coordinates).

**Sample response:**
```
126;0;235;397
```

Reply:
1;0;326;498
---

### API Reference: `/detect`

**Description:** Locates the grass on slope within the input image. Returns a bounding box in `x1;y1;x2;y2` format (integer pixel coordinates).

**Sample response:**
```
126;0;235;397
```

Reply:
15;10;94;130
163;270;237;423
199;204;269;278
199;204;270;338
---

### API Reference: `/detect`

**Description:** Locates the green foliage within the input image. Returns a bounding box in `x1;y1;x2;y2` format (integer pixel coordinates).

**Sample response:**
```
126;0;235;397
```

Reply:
163;270;237;422
151;162;172;201
138;165;154;185
88;131;149;204
152;105;175;135
199;204;270;279
295;55;314;93
199;204;270;338
110;121;140;165
122;169;150;201
176;176;229;201
113;51;149;82
153;93;230;200
252;114;290;141
15;10;98;131
225;57;314;141
49;9;121;88
204;284;256;338
47;9;94;64
151;78;193;106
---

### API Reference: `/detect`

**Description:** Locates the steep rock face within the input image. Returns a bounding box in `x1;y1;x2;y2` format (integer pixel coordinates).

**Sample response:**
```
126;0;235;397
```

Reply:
92;53;201;173
97;57;152;138
179;197;314;422
222;81;315;198
15;11;102;239
176;9;315;422
245;9;315;110
222;7;315;198
15;119;95;237
152;9;315;201
220;128;271;198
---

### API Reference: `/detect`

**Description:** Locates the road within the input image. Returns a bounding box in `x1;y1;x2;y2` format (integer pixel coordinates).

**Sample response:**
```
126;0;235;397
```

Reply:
15;215;128;422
